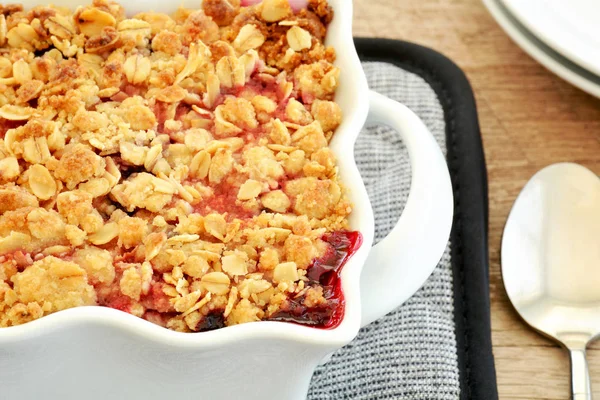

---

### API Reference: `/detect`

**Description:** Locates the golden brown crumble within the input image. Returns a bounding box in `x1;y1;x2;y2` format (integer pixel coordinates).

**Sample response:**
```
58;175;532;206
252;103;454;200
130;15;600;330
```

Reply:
0;0;354;332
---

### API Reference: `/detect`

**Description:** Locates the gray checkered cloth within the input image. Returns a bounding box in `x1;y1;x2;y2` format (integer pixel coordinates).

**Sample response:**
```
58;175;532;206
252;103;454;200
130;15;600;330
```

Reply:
308;62;459;399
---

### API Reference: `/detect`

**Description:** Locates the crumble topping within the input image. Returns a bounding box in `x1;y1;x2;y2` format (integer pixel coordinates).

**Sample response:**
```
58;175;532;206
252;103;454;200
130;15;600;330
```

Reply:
0;0;356;332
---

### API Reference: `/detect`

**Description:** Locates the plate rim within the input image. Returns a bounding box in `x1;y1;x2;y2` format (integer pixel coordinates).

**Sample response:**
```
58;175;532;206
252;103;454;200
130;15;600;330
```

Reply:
501;0;600;77
483;0;600;99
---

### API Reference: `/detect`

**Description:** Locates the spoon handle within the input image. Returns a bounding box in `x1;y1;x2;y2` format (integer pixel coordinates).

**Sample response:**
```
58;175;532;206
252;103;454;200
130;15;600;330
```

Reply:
570;348;592;400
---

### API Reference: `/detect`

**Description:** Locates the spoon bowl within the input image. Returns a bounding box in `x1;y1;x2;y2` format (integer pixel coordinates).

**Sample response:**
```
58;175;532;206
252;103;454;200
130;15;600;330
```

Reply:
502;162;600;400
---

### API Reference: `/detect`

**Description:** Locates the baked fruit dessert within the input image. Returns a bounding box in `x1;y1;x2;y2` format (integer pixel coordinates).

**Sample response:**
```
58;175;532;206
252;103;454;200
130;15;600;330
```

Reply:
0;0;360;332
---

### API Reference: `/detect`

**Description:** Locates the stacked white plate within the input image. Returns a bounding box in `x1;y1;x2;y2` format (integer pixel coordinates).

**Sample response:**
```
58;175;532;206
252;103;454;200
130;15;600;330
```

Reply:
483;0;600;98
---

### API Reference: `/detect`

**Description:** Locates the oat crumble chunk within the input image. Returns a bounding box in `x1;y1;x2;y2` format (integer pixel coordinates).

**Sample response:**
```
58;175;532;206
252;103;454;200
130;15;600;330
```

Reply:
0;0;361;332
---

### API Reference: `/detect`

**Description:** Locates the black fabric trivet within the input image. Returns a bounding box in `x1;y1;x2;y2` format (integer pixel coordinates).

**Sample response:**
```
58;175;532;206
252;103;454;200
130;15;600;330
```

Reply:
357;37;496;400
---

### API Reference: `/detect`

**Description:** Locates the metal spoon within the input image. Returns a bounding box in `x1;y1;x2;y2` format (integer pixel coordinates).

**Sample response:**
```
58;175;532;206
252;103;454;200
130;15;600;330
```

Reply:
502;162;600;400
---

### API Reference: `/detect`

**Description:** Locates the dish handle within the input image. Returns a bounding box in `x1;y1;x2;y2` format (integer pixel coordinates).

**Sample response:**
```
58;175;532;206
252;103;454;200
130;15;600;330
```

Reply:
359;90;454;327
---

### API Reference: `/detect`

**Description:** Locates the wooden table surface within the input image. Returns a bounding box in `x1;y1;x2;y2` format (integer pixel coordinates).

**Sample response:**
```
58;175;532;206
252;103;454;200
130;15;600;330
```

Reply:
352;0;600;398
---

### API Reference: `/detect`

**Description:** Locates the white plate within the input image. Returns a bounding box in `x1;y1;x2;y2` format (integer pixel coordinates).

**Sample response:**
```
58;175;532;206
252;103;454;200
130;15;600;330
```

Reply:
501;0;600;77
483;0;600;99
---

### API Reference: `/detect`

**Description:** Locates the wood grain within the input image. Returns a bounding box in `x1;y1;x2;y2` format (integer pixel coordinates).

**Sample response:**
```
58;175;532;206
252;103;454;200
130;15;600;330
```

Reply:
352;0;600;398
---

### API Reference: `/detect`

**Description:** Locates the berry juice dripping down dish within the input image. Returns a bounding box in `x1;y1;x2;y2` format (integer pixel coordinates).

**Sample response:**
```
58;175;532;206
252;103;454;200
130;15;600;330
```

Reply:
268;231;362;329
